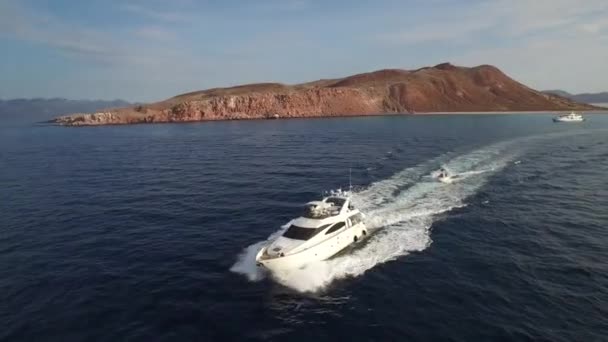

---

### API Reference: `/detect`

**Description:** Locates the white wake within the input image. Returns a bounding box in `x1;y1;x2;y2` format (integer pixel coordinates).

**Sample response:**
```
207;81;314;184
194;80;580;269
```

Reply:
231;141;518;292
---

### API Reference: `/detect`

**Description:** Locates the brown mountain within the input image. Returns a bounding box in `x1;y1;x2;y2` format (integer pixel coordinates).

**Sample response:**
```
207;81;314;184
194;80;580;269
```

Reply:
53;63;599;126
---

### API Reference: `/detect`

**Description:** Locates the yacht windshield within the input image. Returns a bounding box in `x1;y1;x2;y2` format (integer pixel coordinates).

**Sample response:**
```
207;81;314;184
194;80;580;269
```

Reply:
283;224;329;240
326;197;346;208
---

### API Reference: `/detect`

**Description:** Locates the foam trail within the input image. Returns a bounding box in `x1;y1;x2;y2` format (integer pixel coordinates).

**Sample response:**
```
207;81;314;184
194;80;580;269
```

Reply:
232;140;519;292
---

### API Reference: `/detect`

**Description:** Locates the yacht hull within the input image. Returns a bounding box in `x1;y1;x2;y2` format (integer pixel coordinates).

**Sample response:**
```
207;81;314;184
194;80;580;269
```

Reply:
256;223;367;272
438;176;453;184
553;118;584;122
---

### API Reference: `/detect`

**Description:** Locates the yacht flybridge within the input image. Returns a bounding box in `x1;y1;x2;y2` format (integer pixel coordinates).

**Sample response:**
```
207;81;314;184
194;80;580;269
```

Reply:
553;112;584;122
256;191;367;272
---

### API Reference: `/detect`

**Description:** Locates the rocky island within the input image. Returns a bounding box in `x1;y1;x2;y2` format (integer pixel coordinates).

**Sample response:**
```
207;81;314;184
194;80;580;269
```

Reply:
53;63;599;126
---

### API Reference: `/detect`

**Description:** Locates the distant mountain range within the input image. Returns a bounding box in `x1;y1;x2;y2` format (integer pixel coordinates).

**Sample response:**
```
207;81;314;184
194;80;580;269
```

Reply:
0;98;131;123
542;90;608;104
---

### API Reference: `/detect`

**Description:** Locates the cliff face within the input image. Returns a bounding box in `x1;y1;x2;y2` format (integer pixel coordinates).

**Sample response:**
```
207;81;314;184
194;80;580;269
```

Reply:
53;63;599;126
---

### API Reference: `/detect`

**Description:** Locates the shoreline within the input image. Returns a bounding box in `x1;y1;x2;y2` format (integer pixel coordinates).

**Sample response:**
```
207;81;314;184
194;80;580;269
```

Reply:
50;109;608;127
418;109;608;115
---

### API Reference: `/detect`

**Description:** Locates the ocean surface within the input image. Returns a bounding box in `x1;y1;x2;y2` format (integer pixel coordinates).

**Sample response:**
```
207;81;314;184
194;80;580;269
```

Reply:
2;114;608;341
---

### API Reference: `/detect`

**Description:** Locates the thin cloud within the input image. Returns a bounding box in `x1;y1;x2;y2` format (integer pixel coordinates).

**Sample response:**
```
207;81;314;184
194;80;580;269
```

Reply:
578;19;608;35
0;0;208;75
0;1;119;58
377;0;608;45
119;3;192;23
133;26;177;42
254;0;310;12
377;18;494;45
451;33;608;93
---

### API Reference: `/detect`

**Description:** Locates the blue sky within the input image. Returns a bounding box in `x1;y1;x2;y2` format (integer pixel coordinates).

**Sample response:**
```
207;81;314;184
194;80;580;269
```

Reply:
1;0;607;102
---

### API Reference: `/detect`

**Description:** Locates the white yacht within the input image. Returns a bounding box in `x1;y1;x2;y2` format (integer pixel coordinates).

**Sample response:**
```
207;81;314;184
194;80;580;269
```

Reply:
256;191;367;272
553;112;584;122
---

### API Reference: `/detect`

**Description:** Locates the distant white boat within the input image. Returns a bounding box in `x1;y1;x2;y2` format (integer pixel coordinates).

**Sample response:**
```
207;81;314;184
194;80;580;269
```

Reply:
553;112;584;122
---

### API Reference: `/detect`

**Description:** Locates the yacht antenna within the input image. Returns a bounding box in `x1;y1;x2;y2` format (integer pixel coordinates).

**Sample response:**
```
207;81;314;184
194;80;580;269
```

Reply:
349;167;352;192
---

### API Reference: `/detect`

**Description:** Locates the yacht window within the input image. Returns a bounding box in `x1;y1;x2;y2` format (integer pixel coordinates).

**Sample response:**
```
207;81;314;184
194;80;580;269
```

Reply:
325;221;346;235
283;224;329;240
350;213;363;225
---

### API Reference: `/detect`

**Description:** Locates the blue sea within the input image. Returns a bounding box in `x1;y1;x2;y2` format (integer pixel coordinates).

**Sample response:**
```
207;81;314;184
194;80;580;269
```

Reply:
1;114;608;341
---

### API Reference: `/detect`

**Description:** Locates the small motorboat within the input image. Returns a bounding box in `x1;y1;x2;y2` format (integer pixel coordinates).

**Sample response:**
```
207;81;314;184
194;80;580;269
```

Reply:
438;174;453;184
255;191;367;272
553;112;584;122
437;168;453;184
